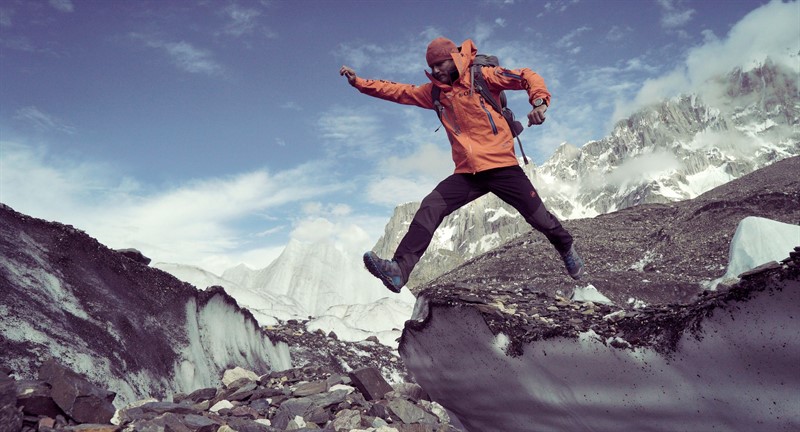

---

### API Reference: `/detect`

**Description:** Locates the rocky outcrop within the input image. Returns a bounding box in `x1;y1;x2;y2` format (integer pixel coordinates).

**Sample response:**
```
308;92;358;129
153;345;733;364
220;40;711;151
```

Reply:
394;156;800;431
114;248;152;266
8;363;461;432
400;255;800;431
0;204;290;407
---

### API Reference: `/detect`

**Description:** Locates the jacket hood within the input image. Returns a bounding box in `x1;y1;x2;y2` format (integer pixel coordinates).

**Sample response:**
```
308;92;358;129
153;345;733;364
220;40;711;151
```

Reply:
425;39;477;89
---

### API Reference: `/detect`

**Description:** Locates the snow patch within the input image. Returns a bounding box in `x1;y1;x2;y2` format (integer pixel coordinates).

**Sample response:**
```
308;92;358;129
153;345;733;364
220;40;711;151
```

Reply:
707;216;799;289
571;284;614;305
629;250;659;272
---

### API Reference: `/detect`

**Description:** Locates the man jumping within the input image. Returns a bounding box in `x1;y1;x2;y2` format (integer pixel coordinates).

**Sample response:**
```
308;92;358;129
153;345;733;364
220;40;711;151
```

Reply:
340;37;585;293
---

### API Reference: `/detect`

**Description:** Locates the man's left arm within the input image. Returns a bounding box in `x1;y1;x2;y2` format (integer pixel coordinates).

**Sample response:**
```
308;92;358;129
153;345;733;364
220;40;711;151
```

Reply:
483;66;551;126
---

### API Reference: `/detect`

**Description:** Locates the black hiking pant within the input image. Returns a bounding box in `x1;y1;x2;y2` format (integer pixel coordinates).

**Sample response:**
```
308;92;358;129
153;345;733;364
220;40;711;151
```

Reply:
393;165;573;283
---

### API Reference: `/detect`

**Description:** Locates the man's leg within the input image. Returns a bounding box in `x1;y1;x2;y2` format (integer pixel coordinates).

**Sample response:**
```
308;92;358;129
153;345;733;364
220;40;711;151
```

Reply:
392;174;487;284
485;166;572;252
485;166;584;279
365;173;485;291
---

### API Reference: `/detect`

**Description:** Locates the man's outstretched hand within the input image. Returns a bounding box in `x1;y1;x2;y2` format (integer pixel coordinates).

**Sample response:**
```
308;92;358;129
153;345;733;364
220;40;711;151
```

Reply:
528;104;547;126
340;65;357;87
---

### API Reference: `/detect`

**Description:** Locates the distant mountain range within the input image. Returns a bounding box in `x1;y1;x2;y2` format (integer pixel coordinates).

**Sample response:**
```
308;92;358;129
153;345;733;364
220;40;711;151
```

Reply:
374;59;799;288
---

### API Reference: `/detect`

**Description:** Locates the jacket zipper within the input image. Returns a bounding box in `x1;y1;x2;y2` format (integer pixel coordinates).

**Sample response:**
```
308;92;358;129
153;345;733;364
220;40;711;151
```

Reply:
479;97;498;135
440;102;461;135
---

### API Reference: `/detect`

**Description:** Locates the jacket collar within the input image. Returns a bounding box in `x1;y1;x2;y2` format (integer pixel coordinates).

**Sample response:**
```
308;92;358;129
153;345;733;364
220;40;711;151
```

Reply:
426;39;477;90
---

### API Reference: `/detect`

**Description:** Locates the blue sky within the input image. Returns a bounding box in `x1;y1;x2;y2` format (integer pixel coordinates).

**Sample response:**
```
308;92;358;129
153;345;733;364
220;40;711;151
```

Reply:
1;0;797;274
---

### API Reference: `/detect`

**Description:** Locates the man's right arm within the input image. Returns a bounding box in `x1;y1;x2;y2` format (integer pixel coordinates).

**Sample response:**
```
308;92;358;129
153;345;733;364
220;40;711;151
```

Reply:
339;65;434;109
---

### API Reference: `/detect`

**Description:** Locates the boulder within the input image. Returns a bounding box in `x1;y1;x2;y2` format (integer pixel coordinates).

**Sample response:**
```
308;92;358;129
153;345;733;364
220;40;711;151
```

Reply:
387;398;438;424
0;373;22;432
389;383;429;402
38;359;116;424
15;379;63;418
292;380;327;397
348;368;393;401
222;367;259;387
115;248;151;265
183;387;218;403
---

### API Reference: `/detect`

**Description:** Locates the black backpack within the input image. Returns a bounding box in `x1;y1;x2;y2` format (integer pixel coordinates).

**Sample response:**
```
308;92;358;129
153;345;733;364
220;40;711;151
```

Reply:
431;54;529;164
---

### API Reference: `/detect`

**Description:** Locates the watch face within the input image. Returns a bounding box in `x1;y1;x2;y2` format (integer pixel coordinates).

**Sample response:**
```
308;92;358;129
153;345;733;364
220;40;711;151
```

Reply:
534;98;544;107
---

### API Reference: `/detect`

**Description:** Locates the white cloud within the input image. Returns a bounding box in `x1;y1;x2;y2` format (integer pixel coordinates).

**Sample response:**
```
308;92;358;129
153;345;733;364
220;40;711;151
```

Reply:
614;0;800;123
48;0;74;13
365;157;450;206
220;4;261;37
14;106;76;134
0;8;13;27
0;141;343;274
287;200;387;258
657;0;695;29
555;26;591;52
282;101;303;111
335;28;440;77
301;202;352;217
161;41;223;75
606;25;630;42
473;21;499;45
2;36;35;51
602;151;682;186
379;141;452;181
132;33;225;76
537;0;581;17
366;176;435;206
317;106;386;159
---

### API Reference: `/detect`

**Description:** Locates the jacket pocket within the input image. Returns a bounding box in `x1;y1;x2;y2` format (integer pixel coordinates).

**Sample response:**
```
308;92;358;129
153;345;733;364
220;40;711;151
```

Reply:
440;105;461;135
479;97;498;135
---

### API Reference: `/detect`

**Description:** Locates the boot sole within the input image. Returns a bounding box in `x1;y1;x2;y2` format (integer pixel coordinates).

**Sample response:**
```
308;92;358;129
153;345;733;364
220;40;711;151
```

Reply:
363;253;403;293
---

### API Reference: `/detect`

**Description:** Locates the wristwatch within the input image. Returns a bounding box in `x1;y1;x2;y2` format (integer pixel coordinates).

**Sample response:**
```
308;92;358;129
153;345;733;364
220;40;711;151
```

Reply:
533;98;547;107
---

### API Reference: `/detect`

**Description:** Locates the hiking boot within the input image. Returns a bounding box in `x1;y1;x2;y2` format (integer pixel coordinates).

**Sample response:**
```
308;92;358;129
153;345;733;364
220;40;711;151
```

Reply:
561;245;586;280
363;251;404;293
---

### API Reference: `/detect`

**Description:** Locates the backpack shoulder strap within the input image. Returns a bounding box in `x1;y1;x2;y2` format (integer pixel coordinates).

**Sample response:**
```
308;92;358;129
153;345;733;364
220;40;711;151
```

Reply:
471;64;503;113
471;61;530;165
431;85;444;121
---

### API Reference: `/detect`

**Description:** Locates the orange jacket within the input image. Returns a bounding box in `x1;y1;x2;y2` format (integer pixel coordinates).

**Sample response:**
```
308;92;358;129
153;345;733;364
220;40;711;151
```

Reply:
354;39;551;174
